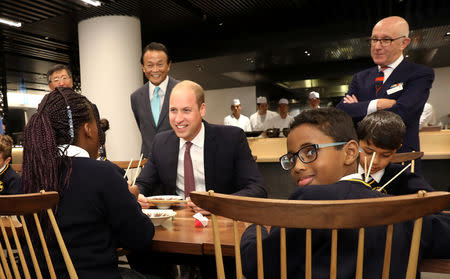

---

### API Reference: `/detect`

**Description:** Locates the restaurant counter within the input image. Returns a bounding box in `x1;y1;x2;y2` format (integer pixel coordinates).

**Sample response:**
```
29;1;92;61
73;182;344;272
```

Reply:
248;129;450;162
248;129;450;198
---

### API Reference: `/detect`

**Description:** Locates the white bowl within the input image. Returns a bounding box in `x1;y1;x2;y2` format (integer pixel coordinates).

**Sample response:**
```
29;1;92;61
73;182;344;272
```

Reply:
147;195;185;209
142;209;176;226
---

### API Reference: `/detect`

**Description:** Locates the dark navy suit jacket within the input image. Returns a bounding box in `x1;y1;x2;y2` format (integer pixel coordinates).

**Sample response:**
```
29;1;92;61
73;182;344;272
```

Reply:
136;121;267;198
131;76;179;157
241;180;449;279
379;163;434;195
337;60;434;153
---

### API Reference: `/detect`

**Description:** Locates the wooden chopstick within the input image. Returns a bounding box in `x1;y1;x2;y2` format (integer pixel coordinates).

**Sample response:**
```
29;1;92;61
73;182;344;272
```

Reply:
366;152;376;183
123;159;133;179
377;163;412;192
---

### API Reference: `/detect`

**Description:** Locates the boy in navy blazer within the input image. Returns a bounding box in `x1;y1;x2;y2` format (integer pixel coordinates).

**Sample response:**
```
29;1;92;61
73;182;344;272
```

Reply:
240;108;449;279
356;110;434;195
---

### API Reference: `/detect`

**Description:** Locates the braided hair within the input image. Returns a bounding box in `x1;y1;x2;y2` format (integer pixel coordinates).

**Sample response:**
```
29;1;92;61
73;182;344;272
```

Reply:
22;87;104;196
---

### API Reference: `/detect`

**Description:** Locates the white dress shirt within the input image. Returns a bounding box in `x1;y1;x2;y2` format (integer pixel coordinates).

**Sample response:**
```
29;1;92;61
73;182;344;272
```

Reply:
176;123;206;197
340;173;363;181
357;164;385;183
148;75;169;111
58;144;90;158
367;55;404;115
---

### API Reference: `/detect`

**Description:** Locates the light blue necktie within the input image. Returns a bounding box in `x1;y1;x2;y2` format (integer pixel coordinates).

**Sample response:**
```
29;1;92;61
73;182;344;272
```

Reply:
151;86;160;125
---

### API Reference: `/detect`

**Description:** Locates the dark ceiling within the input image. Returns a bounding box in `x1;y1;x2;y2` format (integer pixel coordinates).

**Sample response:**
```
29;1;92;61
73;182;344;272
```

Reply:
1;0;450;103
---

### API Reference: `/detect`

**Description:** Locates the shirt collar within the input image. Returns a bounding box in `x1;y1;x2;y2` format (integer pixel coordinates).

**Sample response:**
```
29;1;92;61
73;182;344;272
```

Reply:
378;54;403;71
0;163;6;173
358;164;385;183
179;122;205;149
149;75;169;96
340;173;363;181
58;145;90;158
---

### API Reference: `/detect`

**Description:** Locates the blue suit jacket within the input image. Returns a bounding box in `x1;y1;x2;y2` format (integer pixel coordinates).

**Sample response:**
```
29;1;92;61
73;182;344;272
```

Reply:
136;121;267;198
337;60;434;152
130;76;179;157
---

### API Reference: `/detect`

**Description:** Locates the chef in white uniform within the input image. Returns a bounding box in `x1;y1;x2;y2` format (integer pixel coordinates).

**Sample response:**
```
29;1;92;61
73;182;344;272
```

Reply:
308;91;321;109
268;98;294;132
223;99;252;131
249;96;278;131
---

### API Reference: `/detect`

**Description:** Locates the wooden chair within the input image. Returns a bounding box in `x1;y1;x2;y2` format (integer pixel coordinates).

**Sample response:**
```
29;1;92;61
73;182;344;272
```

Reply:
390;151;424;173
112;159;147;181
111;159;148;170
0;191;78;278
190;190;450;279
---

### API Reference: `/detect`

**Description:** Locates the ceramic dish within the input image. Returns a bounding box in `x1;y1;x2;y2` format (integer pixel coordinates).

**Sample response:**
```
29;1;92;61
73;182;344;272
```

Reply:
142;209;176;226
147;195;186;209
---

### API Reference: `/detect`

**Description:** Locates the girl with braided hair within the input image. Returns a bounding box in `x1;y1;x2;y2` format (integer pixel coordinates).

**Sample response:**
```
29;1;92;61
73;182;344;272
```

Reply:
22;87;154;279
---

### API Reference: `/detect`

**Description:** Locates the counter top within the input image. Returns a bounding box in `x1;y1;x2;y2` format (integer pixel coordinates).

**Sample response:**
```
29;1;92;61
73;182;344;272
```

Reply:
248;130;450;163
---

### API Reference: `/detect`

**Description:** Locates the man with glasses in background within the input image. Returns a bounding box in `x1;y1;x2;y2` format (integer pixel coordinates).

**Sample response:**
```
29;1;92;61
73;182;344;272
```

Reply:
47;64;73;90
337;16;434;174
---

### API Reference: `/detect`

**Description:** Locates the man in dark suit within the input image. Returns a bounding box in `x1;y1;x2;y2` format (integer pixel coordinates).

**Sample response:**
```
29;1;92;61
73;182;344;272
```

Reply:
130;42;179;157
336;16;434;156
130;80;266;214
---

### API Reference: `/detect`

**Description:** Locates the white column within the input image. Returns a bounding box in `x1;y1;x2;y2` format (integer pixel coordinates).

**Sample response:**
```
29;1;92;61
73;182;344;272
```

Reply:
78;16;142;160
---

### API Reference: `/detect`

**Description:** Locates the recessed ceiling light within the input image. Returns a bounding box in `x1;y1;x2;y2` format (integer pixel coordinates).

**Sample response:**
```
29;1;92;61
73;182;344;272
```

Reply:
81;0;101;7
304;51;308;54
0;17;22;27
307;53;311;56
445;32;450;37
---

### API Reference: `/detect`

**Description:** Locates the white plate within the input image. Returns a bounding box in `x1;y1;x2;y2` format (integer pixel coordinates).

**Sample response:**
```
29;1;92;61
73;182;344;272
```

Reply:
146;195;186;209
142;209;176;226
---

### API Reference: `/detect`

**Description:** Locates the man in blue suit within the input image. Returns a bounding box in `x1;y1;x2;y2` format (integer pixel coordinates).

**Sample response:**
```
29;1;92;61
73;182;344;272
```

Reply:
337;16;434;158
130;80;266;214
131;42;179;157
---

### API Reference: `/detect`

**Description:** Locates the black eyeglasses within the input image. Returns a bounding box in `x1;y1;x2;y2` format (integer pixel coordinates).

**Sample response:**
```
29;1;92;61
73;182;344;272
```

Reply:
279;142;347;171
368;36;405;47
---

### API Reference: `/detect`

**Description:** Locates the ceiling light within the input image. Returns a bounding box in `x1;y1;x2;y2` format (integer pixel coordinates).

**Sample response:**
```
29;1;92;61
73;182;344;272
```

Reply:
0;17;22;27
81;0;101;7
304;51;308;54
445;32;450;37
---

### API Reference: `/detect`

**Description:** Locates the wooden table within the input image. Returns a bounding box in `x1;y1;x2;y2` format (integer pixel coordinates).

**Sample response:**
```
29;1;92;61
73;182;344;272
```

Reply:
149;206;449;273
150;205;245;256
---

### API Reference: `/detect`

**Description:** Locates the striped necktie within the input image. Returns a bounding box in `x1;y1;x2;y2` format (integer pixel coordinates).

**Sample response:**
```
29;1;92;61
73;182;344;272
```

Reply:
375;67;388;95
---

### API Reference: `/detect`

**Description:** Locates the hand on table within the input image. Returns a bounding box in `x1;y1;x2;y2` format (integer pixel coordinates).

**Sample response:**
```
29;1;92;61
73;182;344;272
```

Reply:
186;197;211;216
343;94;359;103
376;98;396;110
137;194;151;209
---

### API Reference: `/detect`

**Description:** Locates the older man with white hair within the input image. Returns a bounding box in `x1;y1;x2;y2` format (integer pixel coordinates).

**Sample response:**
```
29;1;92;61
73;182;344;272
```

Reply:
249;96;277;131
224;99;251;131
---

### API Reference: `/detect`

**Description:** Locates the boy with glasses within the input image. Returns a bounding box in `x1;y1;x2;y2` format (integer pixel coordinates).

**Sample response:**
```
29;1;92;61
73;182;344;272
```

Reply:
241;108;449;279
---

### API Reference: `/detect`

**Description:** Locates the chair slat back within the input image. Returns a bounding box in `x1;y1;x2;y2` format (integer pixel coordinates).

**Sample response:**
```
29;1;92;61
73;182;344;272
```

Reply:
111;159;147;169
0;191;78;279
190;191;450;279
391;151;424;173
